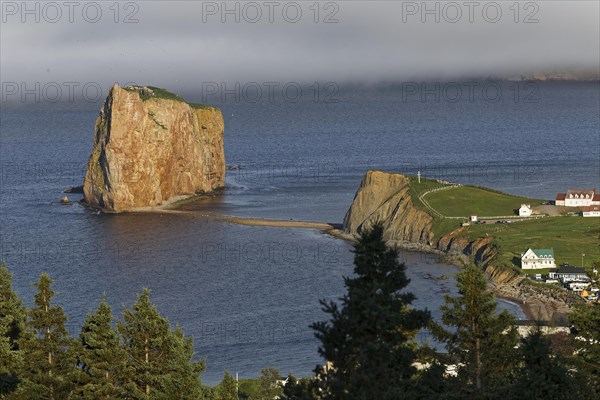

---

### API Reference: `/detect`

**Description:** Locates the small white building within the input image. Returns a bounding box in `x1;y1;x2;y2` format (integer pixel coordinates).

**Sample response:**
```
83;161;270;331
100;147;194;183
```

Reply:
470;215;478;222
521;248;556;270
549;265;590;282
518;204;532;217
567;281;589;292
582;205;600;217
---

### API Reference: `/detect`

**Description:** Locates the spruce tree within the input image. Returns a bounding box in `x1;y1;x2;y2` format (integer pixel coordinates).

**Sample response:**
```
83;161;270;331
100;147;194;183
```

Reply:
569;302;600;394
0;262;26;397
257;367;282;400
15;273;77;400
162;326;207;399
69;299;126;399
215;371;237;400
280;374;315;400
432;264;519;398
118;289;205;400
510;328;578;399
311;224;430;400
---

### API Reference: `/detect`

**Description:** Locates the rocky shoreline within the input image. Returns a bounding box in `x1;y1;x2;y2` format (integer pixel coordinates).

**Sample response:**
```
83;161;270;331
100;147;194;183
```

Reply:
73;166;578;322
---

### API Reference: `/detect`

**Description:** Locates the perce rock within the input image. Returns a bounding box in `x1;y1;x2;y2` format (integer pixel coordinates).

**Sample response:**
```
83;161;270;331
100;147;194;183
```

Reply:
83;84;225;212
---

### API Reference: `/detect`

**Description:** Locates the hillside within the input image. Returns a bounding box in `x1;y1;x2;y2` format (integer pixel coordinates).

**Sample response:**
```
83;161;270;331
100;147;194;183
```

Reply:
343;171;599;273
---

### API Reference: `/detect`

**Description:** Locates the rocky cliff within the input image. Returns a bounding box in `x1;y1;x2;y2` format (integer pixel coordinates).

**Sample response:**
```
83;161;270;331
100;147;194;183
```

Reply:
343;170;434;244
343;170;575;320
83;84;225;212
344;171;510;273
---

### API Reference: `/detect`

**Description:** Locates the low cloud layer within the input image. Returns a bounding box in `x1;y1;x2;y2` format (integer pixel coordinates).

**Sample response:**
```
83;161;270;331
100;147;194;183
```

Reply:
1;1;599;94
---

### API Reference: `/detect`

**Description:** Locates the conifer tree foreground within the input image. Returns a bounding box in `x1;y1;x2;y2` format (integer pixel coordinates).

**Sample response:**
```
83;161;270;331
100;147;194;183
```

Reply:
15;273;77;400
70;299;126;399
311;224;431;400
215;371;237;400
0;262;26;397
510;329;578;400
569;302;600;394
433;264;519;398
118;288;205;400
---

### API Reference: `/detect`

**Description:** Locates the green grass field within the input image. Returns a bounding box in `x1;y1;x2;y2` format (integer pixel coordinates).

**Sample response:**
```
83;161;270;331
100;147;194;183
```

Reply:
124;86;214;110
403;178;599;272
406;176;449;202
404;177;460;237
463;216;600;271
425;186;543;218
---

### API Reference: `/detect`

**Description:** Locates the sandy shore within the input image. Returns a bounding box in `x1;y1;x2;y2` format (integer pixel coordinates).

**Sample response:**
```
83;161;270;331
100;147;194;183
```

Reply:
211;215;335;230
496;294;536;320
128;206;338;231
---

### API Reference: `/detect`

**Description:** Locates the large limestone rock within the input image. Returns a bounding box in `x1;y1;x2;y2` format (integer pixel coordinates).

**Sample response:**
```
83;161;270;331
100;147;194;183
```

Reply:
84;84;225;212
343;170;434;244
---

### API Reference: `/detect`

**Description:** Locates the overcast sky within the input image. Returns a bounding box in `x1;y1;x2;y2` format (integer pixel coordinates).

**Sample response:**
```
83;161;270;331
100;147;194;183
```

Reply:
1;1;599;95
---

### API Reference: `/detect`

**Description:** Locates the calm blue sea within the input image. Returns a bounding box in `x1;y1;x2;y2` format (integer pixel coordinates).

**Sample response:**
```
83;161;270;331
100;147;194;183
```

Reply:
1;82;598;384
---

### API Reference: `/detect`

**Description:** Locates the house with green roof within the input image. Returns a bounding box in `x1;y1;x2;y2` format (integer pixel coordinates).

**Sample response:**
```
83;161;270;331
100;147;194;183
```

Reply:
521;248;556;270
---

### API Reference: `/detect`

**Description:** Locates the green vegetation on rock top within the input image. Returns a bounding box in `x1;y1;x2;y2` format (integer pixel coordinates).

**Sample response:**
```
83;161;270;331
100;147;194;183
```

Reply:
426;185;543;218
189;103;216;110
123;85;215;110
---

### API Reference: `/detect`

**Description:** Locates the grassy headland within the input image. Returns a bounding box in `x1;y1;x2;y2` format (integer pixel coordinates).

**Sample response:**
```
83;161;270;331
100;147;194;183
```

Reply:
426;186;544;217
405;176;599;272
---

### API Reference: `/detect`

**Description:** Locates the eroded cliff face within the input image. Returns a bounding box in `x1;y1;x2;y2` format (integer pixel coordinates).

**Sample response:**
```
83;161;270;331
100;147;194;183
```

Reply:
343;172;505;269
343;170;574;320
84;84;225;212
343;170;434;244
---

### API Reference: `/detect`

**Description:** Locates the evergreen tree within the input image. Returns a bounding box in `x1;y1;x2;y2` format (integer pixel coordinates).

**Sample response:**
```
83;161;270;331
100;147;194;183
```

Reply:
69;299;126;399
215;371;237;400
0;262;26;397
15;273;77;400
413;360;452;400
257;367;282;399
432;264;519;398
510;328;578;399
280;374;315;400
569;302;600;394
311;224;430;400
118;289;205;399
162;326;207;399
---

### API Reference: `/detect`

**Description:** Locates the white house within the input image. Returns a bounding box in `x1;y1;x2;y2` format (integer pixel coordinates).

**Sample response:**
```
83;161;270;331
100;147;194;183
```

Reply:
470;215;478;222
582;205;600;217
549;265;590;283
521;248;556;270
519;204;532;217
556;189;598;207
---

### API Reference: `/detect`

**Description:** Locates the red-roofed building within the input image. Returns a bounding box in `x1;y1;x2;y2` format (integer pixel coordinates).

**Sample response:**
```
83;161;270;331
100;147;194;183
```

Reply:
582;205;600;217
555;189;597;207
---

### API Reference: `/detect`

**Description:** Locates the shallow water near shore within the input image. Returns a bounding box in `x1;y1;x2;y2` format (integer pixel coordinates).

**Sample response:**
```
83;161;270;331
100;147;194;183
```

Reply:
0;82;597;384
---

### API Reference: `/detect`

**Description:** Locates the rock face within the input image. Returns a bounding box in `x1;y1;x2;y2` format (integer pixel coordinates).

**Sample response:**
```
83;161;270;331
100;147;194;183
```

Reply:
83;84;225;212
343;170;575;321
343;170;434;244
